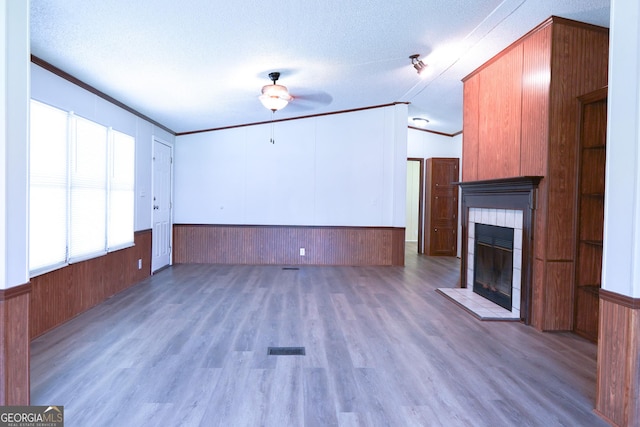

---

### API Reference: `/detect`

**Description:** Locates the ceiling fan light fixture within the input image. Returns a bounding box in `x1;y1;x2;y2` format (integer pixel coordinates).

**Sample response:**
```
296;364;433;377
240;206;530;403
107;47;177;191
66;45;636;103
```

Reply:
259;72;293;112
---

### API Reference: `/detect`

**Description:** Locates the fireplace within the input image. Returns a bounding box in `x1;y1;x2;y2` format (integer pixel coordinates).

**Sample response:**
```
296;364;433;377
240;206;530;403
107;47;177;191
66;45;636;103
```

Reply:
473;224;514;310
458;176;541;324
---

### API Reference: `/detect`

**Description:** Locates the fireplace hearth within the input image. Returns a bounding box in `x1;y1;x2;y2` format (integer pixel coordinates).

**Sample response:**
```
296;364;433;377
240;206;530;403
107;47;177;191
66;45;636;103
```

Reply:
473;224;514;310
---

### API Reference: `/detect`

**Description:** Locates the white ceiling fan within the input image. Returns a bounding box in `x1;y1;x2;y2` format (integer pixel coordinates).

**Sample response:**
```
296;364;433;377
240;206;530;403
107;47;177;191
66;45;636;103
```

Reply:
259;72;293;112
258;71;332;115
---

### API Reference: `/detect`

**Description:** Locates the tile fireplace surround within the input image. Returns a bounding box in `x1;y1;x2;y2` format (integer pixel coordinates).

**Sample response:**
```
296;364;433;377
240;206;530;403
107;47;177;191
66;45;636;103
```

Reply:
468;208;523;317
457;177;542;324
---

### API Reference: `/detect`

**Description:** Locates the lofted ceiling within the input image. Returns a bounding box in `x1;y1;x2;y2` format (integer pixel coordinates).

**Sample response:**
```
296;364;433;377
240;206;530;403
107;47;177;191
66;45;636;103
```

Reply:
30;0;610;135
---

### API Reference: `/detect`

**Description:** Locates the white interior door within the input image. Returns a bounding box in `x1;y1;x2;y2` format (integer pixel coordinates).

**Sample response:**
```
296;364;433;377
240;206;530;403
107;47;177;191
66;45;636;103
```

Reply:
152;140;172;272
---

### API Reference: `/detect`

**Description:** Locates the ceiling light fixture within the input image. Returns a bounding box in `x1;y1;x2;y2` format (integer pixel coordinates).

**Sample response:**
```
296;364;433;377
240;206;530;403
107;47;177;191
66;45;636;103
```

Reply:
259;72;293;112
412;117;430;127
409;54;427;75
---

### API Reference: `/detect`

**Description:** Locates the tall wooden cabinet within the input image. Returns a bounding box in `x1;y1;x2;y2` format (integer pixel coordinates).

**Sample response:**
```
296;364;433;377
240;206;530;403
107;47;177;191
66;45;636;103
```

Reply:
574;87;607;342
425;158;459;256
461;16;609;331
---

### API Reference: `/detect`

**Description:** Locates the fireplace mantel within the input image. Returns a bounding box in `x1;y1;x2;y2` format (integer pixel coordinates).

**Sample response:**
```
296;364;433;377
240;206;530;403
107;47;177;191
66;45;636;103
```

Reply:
457;176;543;200
458;176;542;324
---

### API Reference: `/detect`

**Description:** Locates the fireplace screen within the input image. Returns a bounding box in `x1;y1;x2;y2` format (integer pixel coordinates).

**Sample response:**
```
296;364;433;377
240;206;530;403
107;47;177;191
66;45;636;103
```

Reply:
473;223;514;310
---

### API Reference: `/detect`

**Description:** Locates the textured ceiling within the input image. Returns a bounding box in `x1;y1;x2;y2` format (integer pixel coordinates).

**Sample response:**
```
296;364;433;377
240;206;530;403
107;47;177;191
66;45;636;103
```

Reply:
30;0;610;134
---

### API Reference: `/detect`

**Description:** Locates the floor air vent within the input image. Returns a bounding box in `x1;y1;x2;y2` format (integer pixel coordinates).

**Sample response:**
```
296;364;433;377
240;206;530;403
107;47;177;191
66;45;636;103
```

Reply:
268;346;306;356
282;267;300;271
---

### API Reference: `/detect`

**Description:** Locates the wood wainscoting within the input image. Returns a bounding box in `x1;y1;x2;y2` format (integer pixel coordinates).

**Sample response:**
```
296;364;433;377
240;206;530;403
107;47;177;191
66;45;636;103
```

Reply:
0;283;31;405
173;224;405;266
595;290;640;427
30;229;152;339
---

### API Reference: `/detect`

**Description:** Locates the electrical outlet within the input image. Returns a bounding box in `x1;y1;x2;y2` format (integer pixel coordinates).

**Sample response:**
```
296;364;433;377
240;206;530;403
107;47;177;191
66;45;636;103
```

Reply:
138;259;142;270
299;248;305;256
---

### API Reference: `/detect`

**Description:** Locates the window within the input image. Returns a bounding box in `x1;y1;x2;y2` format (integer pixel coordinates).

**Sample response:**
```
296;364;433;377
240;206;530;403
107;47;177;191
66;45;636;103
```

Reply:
29;100;135;275
107;130;135;250
69;116;108;260
29;101;68;272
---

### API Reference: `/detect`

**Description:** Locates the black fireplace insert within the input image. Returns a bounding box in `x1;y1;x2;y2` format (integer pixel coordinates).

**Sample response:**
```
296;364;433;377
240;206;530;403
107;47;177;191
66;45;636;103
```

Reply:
473;223;514;310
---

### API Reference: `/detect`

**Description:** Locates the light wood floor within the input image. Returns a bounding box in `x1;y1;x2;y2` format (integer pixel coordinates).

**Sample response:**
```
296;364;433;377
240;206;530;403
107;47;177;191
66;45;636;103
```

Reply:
31;244;607;426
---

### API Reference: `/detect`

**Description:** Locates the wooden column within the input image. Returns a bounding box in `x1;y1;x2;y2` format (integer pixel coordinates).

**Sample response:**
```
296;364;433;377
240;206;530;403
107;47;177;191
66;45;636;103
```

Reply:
0;284;31;404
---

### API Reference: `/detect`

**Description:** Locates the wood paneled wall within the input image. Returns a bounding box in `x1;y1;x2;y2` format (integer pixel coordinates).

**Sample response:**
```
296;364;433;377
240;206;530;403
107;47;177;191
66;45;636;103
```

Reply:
595;291;640;427
461;16;609;331
545;21;609;259
540;19;608;330
30;230;152;339
477;44;523;180
0;285;31;405
520;23;551;176
173;224;405;266
462;74;479;181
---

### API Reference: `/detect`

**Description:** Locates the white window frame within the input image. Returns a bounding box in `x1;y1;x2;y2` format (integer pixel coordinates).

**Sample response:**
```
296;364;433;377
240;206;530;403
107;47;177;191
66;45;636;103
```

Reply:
29;99;136;277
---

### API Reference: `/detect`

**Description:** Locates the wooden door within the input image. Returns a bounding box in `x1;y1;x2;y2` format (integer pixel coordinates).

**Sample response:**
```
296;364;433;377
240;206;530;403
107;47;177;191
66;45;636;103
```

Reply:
425;158;459;256
574;87;607;342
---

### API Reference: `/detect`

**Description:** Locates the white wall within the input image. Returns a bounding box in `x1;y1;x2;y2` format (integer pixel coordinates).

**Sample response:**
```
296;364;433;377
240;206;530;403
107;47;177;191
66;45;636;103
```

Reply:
602;0;640;298
30;63;175;232
407;128;462;159
174;104;408;227
1;0;29;289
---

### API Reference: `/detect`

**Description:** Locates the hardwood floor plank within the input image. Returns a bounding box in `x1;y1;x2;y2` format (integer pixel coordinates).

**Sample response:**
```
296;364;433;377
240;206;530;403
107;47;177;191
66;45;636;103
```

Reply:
304;368;339;427
264;357;304;426
301;318;329;369
30;247;608;426
337;411;373;427
339;319;377;368
352;367;412;426
200;351;255;426
328;367;361;413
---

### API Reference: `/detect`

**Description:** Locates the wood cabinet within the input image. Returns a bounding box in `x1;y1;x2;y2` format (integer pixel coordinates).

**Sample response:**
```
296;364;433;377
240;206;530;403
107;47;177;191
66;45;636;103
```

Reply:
461;16;609;331
425;158;459;256
574;87;607;342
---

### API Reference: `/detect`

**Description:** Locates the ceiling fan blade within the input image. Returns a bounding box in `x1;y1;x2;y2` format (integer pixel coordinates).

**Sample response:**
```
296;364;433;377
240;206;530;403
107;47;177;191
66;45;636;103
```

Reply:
286;90;333;112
